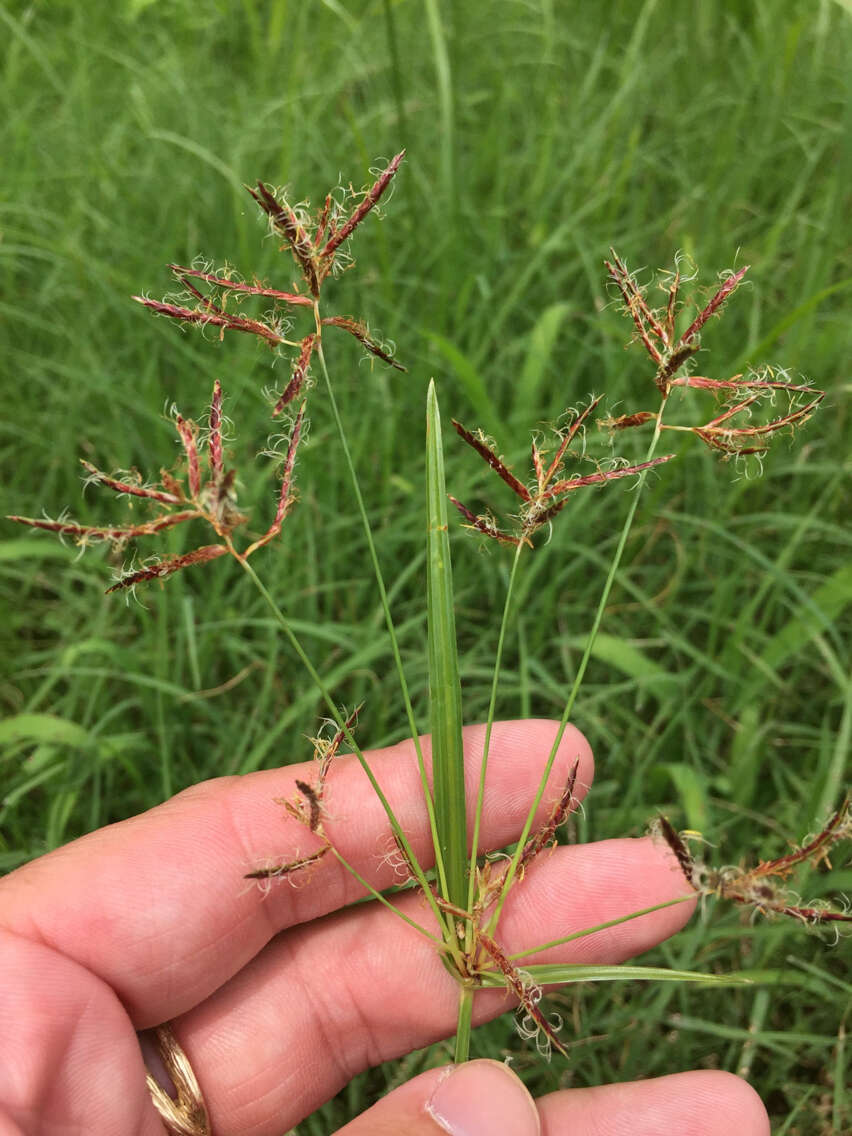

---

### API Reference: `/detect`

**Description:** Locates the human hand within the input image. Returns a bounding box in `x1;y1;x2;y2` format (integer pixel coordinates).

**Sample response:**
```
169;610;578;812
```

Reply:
0;720;769;1135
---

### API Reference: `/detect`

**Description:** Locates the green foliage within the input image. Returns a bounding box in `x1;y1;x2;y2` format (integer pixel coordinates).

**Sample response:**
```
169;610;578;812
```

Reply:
1;0;850;1129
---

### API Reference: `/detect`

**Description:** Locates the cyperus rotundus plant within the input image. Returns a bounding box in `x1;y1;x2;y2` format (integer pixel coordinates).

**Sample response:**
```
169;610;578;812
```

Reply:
6;151;849;1124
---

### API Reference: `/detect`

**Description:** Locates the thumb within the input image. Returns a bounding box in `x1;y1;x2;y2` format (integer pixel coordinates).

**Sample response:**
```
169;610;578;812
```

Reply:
334;1059;541;1136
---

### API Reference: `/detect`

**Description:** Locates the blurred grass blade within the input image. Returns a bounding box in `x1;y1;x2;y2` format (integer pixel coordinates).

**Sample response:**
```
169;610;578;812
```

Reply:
0;713;90;748
761;562;852;671
514;301;571;420
659;761;710;832
425;331;500;435
426;379;467;908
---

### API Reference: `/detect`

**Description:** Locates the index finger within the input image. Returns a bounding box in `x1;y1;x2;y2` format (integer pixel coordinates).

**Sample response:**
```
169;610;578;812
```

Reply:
0;719;591;1026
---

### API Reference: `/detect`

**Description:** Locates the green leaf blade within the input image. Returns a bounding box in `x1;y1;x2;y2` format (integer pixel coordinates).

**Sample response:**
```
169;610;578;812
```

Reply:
426;380;468;908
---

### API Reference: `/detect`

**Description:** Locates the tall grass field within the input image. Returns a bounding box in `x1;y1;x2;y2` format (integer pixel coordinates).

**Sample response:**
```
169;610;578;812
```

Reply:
1;0;850;1131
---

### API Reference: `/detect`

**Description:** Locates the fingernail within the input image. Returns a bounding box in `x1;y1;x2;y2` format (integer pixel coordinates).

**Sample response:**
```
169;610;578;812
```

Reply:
426;1060;540;1136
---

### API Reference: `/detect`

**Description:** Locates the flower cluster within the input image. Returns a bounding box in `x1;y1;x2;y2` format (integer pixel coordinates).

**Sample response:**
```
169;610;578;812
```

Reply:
134;153;407;418
8;381;304;592
653;797;852;927
602;252;824;457
449;253;826;550
8;155;408;590
449;402;673;546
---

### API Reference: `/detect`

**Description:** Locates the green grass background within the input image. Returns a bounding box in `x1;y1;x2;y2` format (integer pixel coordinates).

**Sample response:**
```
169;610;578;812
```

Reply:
1;0;850;1130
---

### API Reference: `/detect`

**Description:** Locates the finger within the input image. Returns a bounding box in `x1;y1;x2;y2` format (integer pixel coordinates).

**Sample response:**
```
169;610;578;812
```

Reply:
537;1070;769;1135
0;928;163;1136
333;1060;540;1136
0;719;591;1025
331;1066;769;1136
171;835;695;1134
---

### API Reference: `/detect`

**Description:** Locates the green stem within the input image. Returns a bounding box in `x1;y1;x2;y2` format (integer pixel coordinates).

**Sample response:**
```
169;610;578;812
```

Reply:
486;395;671;936
466;540;525;914
315;342;449;900
454;985;475;1062
326;844;448;950
503;894;695;962
236;554;451;938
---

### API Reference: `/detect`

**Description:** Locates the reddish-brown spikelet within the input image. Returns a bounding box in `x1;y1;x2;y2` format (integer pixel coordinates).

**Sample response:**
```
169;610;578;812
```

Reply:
80;461;183;505
7;510;199;543
447;496;522;546
598;411;657;432
531;438;545;485
663;268;680;343
175;415;201;497
541;397;603;488
245;402;306;557
605;252;664;362
106;544;228;592
321;150;405;258
750;794;850;880
654;341;699;392
671;374;821;395
321;316;407;372
272;335;316;417
606;252;664;336
316;704;361;785
475;930;569;1058
209;381;223;477
539;454;675;504
244;845;330;880
314;194;333;248
133;296;286;347
517;762;579;873
451;420;531;501
654;815;698;886
178;273;225;317
248;182;320;296
678;264;749;346
689;392;824;455
167;264;313;307
702;394;763;430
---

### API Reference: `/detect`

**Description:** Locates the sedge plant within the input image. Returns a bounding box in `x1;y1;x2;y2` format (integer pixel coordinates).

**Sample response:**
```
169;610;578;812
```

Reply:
8;152;851;1094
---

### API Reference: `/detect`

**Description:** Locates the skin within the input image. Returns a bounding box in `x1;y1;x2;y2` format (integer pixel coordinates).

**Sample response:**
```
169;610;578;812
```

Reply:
0;719;769;1135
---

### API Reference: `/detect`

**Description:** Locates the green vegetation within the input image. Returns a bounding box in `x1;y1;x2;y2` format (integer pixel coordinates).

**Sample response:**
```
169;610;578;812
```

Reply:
1;0;849;1130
